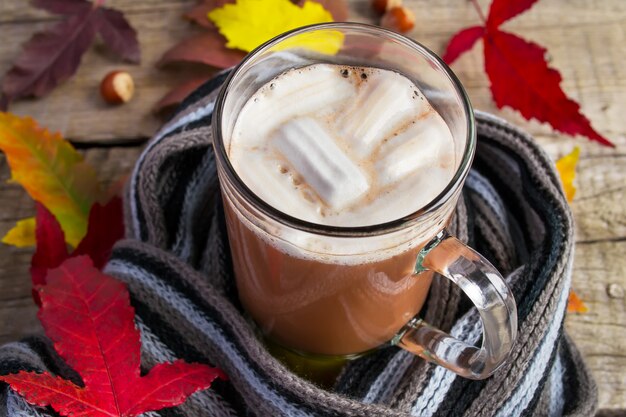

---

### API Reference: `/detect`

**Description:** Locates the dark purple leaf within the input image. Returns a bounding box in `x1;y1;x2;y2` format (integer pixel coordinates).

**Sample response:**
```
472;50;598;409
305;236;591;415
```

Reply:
1;9;99;105
158;31;245;69
154;76;214;113
31;0;90;16
1;1;141;107
184;0;234;29
96;8;141;63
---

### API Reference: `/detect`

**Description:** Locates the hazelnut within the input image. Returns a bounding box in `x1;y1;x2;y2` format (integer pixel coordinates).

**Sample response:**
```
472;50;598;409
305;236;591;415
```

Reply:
371;0;403;15
381;6;416;33
100;71;134;104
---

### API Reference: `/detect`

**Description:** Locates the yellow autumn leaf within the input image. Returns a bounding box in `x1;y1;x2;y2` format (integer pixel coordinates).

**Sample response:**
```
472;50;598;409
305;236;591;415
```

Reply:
555;146;580;203
2;217;36;247
208;0;340;55
0;113;101;246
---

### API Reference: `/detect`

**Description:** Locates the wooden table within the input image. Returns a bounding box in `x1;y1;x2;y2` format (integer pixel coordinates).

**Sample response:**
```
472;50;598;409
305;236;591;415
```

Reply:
0;0;624;414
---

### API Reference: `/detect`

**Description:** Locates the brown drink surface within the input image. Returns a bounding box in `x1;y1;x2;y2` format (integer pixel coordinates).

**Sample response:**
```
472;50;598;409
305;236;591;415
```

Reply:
223;64;455;356
224;201;435;355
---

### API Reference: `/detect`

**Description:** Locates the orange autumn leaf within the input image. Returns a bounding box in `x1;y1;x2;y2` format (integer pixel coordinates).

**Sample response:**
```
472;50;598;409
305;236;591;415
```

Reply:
567;290;588;313
0;113;101;246
555;146;580;202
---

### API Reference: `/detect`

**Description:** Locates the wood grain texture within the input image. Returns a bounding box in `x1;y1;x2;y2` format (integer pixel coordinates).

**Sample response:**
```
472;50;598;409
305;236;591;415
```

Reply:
0;0;623;143
561;137;626;410
0;0;625;413
0;1;196;23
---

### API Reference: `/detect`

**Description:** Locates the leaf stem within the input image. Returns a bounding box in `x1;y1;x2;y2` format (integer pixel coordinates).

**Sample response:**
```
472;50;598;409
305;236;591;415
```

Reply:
470;0;487;24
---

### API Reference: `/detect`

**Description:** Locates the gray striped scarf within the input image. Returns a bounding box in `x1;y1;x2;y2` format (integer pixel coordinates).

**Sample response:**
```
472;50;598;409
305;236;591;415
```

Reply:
0;74;596;417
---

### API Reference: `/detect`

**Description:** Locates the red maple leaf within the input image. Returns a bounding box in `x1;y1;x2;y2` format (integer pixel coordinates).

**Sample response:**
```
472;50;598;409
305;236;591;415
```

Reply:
30;202;69;304
442;0;613;147
72;196;124;269
30;197;125;305
0;256;225;417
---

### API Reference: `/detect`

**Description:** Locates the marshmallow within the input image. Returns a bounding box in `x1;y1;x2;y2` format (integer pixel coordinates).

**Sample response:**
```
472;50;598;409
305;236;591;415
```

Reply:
273;117;370;210
338;71;425;158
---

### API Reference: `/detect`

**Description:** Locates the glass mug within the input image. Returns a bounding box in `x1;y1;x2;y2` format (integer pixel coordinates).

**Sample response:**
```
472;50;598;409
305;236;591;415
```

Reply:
212;23;517;382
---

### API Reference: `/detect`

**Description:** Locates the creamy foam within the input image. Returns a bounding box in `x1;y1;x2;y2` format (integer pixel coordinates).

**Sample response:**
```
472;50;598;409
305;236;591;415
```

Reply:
228;64;456;227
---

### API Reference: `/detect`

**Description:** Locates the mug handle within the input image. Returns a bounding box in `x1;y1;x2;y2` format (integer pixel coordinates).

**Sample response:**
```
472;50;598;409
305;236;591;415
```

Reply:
392;230;517;380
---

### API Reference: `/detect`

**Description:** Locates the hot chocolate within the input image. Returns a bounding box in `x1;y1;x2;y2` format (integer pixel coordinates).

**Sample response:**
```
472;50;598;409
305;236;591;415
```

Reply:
222;64;457;355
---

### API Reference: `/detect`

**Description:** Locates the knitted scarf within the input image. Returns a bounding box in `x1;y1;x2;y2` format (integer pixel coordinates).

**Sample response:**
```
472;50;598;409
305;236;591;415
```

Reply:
0;74;597;417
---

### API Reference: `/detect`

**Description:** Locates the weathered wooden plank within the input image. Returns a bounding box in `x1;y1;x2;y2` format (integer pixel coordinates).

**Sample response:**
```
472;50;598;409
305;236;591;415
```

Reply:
571;146;626;242
1;0;622;29
0;297;42;344
0;0;623;143
535;128;626;409
0;0;196;23
565;239;626;410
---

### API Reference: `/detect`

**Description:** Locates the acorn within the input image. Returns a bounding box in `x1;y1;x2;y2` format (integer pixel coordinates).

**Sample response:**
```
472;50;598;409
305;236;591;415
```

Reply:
100;71;134;104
